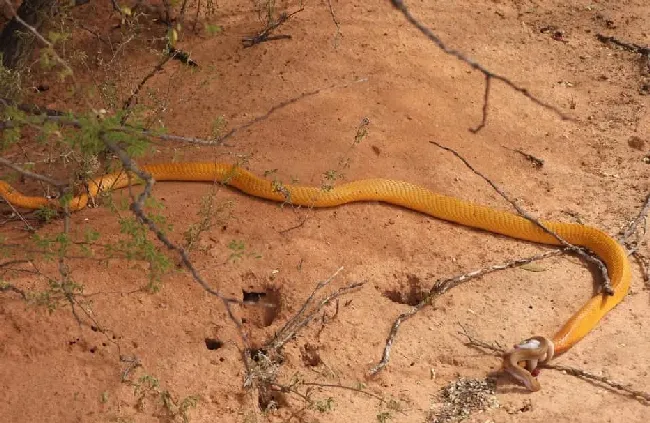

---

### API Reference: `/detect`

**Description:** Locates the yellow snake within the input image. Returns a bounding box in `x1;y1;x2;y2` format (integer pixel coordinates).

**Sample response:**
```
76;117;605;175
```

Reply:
0;162;632;389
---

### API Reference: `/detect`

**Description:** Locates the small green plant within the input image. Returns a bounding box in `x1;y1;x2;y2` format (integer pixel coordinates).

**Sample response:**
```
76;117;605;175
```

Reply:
321;169;343;192
205;24;223;36
210;115;228;139
183;193;233;250
313;397;335;413
225;238;262;262
354;117;370;144
227;239;246;261
376;411;392;423
132;374;200;423
34;206;60;223
112;214;172;292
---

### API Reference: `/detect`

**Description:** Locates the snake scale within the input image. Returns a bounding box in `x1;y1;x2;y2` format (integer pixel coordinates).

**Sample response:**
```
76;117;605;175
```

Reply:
0;162;632;390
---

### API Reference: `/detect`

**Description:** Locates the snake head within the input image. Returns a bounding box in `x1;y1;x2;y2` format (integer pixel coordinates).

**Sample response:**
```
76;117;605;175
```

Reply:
502;336;554;392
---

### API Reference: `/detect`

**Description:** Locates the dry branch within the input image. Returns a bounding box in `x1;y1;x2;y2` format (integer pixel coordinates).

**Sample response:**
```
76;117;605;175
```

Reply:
242;7;304;48
99;134;254;378
430;140;613;295
0;281;28;299
500;145;545;169
265;267;364;352
271;380;388;406
618;192;650;246
326;0;342;46
368;249;563;376
121;54;173;124
389;0;570;131
596;34;650;57
0;156;68;188
2;79;368;148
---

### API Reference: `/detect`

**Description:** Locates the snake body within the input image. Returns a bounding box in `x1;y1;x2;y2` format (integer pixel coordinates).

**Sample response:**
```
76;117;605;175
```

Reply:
0;162;632;389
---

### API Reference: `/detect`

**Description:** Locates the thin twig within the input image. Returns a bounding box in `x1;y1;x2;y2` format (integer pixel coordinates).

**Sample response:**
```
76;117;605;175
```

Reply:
429;140;613;295
1;79;368;147
368;249;563;375
242;7;304;48
547;364;649;404
266;267;364;351
632;252;650;285
300;381;387;404
0;282;28;299
596;34;650;56
501;145;545;169
99;134;253;378
325;0;342;46
0;157;67;188
121;54;173;124
0;259;30;269
389;0;570;131
1;0;74;76
470;74;491;133
618;192;650;244
0;197;36;232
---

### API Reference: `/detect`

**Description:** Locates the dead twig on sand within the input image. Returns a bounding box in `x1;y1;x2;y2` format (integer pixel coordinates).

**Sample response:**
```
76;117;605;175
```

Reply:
248;267;363;408
430;140;613;295
99;134;254;378
388;0;570;132
242;7;304;48
596;34;650;57
458;327;650;405
368;250;563;376
270;380;387;405
500;145;545;169
265;267;364;352
326;0;342;46
2;79;367;148
0;281;28;299
618;192;650;248
617;192;650;289
121;54;173;124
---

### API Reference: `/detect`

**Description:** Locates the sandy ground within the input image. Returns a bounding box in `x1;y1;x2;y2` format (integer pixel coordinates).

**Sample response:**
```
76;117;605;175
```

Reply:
1;0;649;422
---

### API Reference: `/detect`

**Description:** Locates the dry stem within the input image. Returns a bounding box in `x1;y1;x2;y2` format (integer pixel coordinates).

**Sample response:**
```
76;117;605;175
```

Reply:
368;249;563;376
99;134;254;379
389;0;570;131
430;140;613;295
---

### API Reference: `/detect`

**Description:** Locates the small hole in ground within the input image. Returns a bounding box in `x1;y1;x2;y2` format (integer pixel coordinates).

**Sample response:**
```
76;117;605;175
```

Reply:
249;348;268;362
243;290;266;303
242;288;282;327
383;274;426;306
205;338;224;350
